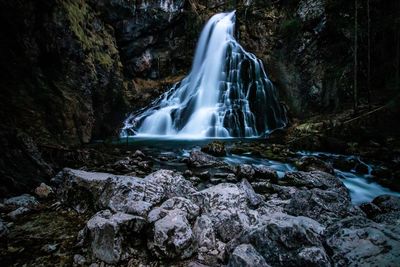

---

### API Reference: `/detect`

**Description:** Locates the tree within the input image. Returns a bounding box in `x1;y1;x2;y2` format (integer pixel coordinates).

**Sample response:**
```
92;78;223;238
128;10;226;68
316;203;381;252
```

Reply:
367;0;371;108
353;0;358;111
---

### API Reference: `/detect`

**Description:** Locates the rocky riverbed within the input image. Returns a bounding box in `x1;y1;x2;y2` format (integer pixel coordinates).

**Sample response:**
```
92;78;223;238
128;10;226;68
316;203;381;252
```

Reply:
1;143;399;266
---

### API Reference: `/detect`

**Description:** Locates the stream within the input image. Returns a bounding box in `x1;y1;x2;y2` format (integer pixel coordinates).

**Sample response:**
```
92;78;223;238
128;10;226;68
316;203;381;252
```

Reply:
116;137;400;205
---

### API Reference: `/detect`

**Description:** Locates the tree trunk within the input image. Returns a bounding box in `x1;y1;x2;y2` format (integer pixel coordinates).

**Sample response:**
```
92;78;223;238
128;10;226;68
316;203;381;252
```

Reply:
396;2;400;93
354;0;358;111
367;0;371;108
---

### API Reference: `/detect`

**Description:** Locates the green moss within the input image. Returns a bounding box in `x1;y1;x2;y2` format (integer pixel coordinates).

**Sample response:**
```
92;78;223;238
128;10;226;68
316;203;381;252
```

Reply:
62;0;117;68
93;51;113;68
62;0;92;49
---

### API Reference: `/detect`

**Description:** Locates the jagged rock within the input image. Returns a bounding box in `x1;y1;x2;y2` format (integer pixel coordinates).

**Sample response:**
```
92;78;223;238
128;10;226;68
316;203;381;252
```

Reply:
53;168;152;214
253;165;279;183
147;196;200;260
236;164;279;182
199;171;211;180
284;187;352;225
53;168;195;215
137;160;153;172
189;176;202;184
282;171;353;225
193;215;216;250
184;170;193;177
251;181;273;194
361;195;400;225
227;212;329;267
236;164;256;180
201;141;226;157
82;210;146;264
7;207;30;220
148;209;195;260
126;201;153;217
372;194;400;213
133;150;146;158
34;183;54;199
282;171;343;190
228;244;270;267
0;218;8;238
373;211;400;225
99;177;163;216
112;157;136;173
187;151;225;168
193;214;226;265
239;179;263;207
4;194;39;208
159;197;200;221
147;197;200;224
359;202;382;218
73;254;86;266
192;183;250;242
144;170;197;199
294;156;334;174
326;216;400;266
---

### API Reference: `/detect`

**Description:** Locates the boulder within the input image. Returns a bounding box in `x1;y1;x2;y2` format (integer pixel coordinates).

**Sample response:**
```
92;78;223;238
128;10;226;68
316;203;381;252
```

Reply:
144;170;197;199
236;164;256;180
193;214;226;265
201;141;226;157
148;209;195;259
53;168;196;215
239;179;263;207
282;171;353;225
228;244;270;267
227;212;329;267
111;157;136;173
294;156;334;174
7;207;30;220
34;183;54;199
193;215;216;250
82;210;146;264
373;211;400;225
4;194;39;208
326;216;400;266
99;176;163;216
133;150;146;158
52;168;118;212
192;183;249;242
359;202;382;218
158;197;200;221
372;194;400;213
284;187;352;225
73;254;86;266
187;151;225;168
361;195;400;225
282;171;343;190
253;165;279;183
251;181;273;194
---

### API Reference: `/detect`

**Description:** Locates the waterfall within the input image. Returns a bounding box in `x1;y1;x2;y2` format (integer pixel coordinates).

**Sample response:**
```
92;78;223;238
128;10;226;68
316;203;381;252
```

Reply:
121;11;287;138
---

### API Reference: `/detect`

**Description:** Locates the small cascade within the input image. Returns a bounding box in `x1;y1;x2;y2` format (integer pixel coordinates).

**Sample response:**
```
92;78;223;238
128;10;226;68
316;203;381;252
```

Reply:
121;11;287;138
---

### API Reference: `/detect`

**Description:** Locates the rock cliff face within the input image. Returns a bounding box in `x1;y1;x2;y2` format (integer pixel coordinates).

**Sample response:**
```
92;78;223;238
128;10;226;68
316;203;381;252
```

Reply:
0;0;127;144
236;0;400;117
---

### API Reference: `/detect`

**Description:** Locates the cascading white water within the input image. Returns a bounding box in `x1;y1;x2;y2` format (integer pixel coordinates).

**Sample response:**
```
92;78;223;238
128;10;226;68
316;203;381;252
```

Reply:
121;11;287;138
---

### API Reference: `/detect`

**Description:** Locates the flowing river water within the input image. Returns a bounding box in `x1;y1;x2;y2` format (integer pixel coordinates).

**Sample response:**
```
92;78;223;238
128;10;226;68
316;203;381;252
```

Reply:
116;137;400;205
